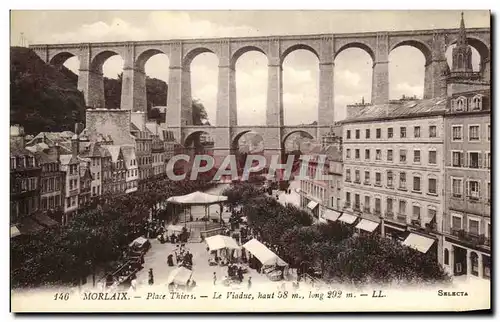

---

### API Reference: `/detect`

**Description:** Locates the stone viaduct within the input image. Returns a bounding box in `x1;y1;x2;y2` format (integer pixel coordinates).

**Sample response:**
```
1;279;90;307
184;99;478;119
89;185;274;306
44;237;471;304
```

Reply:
30;27;490;158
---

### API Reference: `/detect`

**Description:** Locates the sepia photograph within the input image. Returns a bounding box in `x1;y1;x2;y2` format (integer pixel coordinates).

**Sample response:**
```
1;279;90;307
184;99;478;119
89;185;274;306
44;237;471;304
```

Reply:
8;9;491;313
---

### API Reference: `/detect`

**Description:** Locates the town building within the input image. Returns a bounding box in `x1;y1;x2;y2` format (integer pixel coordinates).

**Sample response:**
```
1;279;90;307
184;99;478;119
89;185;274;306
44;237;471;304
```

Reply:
59;137;81;225
10;125;44;236
441;14;491;280
122;145;139;194
341;97;447;261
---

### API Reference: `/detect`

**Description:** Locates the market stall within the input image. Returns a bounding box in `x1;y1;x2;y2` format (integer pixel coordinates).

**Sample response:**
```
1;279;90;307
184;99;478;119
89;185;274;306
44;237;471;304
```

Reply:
166;266;193;287
205;235;241;265
243;238;288;281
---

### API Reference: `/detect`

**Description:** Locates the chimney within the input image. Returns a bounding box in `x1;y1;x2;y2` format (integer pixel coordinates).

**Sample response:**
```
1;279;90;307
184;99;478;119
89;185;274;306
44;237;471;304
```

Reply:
47;143;61;161
71;134;79;157
10;125;25;150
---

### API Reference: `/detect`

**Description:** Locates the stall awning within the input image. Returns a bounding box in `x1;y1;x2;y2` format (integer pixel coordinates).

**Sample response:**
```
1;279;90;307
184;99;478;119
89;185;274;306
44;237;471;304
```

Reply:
307;200;319;210
167;191;227;206
338;213;358;224
34;213;58;227
166;224;184;233
243;239;287;266
129;236;149;248
323;209;341;222
402;233;435;253
356;219;379;232
17;218;44;235
205;235;240;251
10;225;21;238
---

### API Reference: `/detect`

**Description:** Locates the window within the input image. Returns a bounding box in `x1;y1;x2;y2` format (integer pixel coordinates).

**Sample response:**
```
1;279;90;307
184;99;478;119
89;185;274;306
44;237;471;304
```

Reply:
92;186;96;195
355;129;360;139
366;129;370;139
364;196;370;212
469;125;480;141
387;149;393;162
375;149;381;161
387;171;393;187
468;152;480;168
414;126;421;138
364;171;370;184
487;124;490;141
355;170;360;183
365;149;370;160
413;176;421;192
375;172;381;186
469;218;480;235
452;178;463;197
428;208;437;222
399;149;407;162
452;126;462;141
10;157;16;169
487;182;491;202
97;172;100;180
429;125;437;138
444;249;450;265
346;149;351;159
472;95;482;110
451;215;462;230
388;127;393;138
26;156;34;168
428;150;437;165
355;149;360;159
345;192;351;205
345;169;351;182
400;127;407;138
414;150;421;163
399;200;406;215
399;172;406;189
467;180;480;200
428;178;437;194
375;198;381;214
346;130;351;139
452;151;463;167
354;194;360;209
376;128;381;138
387;198;393;213
413;205;421;220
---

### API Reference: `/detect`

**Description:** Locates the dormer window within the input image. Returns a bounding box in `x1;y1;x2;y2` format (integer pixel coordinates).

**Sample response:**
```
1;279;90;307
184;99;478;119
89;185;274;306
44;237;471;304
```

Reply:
456;97;466;111
472;95;482;111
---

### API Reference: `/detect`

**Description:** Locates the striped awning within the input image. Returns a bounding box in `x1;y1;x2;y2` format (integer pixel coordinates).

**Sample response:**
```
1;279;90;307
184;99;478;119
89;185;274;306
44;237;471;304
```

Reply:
338;213;358;224
402;233;435;253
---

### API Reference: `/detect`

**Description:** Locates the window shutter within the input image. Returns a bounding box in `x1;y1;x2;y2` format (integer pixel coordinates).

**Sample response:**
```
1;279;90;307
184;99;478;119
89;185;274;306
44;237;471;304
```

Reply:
478;153;483;168
463;152;468;167
466;181;470;197
460;152;464;167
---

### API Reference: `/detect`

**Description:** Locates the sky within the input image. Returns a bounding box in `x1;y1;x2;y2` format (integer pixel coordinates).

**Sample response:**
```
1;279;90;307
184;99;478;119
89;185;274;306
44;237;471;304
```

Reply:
11;10;489;124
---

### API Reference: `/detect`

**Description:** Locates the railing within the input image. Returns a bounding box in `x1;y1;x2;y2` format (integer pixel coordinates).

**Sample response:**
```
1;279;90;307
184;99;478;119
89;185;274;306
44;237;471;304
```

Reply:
363;181;370;185
363;207;371;214
410;219;421;227
385;211;394;220
450;229;489;246
396;214;407;223
374;209;381;216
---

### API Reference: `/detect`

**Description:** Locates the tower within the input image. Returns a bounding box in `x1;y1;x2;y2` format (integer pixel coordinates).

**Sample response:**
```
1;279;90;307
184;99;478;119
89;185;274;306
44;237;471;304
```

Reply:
451;12;473;73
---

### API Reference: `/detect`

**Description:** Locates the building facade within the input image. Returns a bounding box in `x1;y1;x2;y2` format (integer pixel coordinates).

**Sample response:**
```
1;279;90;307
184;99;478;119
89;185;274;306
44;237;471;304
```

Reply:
341;98;447;262
441;14;491;280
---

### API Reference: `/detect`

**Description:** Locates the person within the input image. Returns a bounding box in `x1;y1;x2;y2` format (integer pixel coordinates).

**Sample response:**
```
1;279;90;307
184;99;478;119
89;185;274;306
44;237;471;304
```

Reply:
237;267;243;282
167;254;174;267
247;276;252;290
148;268;154;285
130;274;137;292
213;272;217;285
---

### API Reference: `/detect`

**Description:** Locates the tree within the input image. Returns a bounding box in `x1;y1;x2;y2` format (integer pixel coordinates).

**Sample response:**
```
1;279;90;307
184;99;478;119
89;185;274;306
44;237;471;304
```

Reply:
192;99;209;125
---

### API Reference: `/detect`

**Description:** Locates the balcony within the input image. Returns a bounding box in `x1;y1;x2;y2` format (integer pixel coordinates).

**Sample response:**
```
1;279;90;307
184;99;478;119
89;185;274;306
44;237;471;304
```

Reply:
353;205;361;212
425;222;437;233
354;180;361;184
343;202;351;209
363;181;371;186
396;214;407;223
385;211;394;220
374;208;381;216
450;229;489;247
410;219;421;227
363;207;371;214
375;181;382;187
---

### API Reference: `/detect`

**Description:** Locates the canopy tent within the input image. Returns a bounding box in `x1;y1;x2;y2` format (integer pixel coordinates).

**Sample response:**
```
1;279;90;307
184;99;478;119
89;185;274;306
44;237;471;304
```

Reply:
166;267;193;286
243;238;287;266
402;233;435;253
205;235;240;251
166;224;184;233
166;191;228;206
355;219;379;232
129;236;149;248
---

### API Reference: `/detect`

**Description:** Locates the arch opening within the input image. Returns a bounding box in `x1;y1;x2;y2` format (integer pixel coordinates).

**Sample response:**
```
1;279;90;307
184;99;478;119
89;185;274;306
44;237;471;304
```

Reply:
91;52;124;109
334;42;375;63
282;49;319;126
183;47;215;68
232;131;265;172
190;53;218;126
140;51;170;122
184;130;214;156
235;50;268;126
334;48;373;121
282;130;316;155
389;45;426;100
